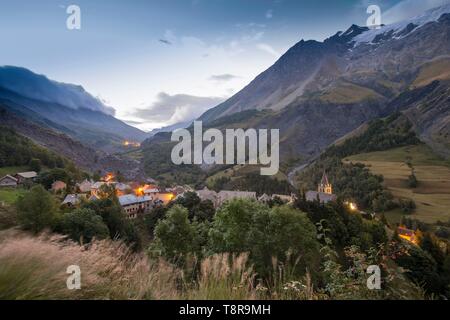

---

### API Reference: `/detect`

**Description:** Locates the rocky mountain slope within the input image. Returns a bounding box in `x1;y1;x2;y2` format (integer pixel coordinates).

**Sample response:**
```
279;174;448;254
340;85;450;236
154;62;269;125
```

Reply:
198;5;450;164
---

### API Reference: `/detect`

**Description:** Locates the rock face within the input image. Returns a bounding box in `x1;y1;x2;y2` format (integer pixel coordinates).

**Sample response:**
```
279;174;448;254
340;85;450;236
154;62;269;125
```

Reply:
198;6;450;162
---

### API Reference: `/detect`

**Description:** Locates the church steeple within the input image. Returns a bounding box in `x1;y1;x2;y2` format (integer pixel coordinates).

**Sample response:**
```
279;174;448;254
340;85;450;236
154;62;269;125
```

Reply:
318;171;333;194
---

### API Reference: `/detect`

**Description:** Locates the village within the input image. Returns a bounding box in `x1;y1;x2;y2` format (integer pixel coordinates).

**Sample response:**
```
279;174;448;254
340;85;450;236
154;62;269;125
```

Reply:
0;169;420;245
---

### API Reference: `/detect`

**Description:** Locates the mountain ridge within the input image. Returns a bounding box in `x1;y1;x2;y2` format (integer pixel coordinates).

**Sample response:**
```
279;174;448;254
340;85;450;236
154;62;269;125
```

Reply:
195;5;450;165
0;67;148;152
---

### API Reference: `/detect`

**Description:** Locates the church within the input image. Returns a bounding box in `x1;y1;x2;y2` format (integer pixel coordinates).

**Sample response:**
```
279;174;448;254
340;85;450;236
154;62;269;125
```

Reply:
305;171;337;204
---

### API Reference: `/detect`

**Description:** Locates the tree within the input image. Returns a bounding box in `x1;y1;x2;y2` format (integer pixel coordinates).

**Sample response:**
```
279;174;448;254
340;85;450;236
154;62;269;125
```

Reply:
29;158;42;173
152;205;198;262
82;197;141;250
16;185;59;233
249;205;321;278
408;172;418;188
209;199;321;278
61;208;109;243
420;233;445;267
399;199;416;214
172;192;215;222
36;168;70;189
209;199;266;253
144;204;168;236
395;244;442;295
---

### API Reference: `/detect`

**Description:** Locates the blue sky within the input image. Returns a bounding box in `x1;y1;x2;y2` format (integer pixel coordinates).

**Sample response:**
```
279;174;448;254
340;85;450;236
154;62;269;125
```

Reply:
0;0;449;130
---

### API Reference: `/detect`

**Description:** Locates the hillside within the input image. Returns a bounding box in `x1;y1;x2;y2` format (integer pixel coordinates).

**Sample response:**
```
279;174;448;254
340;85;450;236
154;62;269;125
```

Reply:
0;67;147;152
0;107;143;178
344;145;450;224
0;125;66;170
296;112;450;224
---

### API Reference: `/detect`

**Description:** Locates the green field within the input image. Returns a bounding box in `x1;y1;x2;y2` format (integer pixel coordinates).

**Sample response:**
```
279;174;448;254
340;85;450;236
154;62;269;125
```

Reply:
0;188;26;205
345;144;450;224
0;166;29;177
344;144;450;167
206;164;288;187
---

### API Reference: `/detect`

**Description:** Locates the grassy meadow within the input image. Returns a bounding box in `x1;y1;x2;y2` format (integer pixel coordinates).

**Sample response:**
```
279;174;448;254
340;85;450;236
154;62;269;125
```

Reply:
0;188;26;205
0;166;29;177
344;144;450;224
206;164;288;188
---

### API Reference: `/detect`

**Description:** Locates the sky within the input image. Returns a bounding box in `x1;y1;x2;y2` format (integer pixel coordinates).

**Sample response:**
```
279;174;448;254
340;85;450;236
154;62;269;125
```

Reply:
0;0;449;131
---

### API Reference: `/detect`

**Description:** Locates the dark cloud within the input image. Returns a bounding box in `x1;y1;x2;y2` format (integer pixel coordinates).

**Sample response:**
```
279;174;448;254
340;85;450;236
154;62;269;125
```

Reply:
130;92;225;125
159;39;173;45
209;74;240;82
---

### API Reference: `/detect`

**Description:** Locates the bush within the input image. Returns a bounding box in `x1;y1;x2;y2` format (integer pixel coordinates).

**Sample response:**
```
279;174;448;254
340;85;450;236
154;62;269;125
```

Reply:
16;185;59;233
408;172;418;188
29;158;42;173
399;199;416;214
82;197;141;250
152;205;200;262
209;199;321;279
61;208;109;243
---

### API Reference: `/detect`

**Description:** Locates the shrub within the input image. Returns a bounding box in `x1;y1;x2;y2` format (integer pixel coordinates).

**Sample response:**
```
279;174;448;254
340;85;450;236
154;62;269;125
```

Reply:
61;208;109;244
151;205;199;263
16;185;59;233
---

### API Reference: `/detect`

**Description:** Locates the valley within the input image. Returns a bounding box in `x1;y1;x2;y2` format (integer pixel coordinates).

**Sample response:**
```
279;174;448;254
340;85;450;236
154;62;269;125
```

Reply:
1;3;450;301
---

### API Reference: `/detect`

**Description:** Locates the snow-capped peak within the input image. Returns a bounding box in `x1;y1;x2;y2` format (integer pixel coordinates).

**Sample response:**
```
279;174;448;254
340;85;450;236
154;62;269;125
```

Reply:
353;3;450;45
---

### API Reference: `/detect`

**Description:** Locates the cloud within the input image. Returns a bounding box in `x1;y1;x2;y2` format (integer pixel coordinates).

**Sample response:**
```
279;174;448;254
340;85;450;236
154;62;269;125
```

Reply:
266;9;273;19
123;119;145;126
130;92;226;126
370;0;450;24
159;39;172;45
209;74;240;82
159;30;177;46
257;43;280;57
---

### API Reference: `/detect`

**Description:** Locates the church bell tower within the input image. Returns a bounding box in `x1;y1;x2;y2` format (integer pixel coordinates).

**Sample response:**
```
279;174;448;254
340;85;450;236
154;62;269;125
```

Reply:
318;171;333;194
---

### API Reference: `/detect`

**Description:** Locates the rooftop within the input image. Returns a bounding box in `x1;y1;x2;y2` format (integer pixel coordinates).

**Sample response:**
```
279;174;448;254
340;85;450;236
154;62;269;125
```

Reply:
305;191;336;203
0;175;18;182
118;194;152;206
16;171;37;179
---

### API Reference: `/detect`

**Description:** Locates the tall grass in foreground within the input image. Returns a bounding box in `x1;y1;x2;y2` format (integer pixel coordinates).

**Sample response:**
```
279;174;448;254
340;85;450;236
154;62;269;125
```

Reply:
0;231;425;300
0;230;179;300
183;253;257;300
0;231;318;300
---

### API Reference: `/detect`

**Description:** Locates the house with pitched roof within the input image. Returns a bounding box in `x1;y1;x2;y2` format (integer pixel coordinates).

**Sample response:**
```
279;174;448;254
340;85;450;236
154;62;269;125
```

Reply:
0;175;18;187
77;179;93;193
217;190;257;207
51;180;67;193
118;194;153;219
14;171;37;184
196;187;257;208
62;194;87;207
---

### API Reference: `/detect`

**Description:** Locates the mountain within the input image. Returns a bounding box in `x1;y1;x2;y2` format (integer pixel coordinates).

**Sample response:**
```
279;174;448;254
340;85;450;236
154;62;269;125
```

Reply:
0;66;147;152
0;106;144;178
198;5;450;164
148;121;192;136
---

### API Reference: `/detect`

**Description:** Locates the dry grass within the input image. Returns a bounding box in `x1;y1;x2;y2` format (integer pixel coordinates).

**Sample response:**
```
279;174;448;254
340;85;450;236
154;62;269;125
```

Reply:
0;230;179;300
320;82;382;104
413;57;450;88
184;253;258;300
344;145;450;223
0;232;266;300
